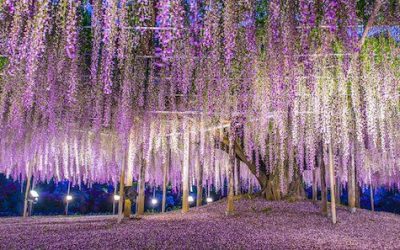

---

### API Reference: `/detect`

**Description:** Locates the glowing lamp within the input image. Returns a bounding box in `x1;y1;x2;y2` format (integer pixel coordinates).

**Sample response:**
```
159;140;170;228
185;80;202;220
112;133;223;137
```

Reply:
30;190;39;198
66;195;73;201
206;197;213;203
113;195;120;201
188;196;194;203
151;198;158;205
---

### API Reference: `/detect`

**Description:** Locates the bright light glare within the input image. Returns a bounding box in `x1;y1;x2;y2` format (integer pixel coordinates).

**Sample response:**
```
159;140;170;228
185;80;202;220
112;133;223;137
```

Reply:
151;198;158;205
113;195;120;201
206;197;213;203
66;195;73;201
30;190;39;198
188;196;194;203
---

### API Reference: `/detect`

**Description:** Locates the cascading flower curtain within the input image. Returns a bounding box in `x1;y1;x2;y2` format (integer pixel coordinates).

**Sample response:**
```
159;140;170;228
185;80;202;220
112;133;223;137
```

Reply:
0;0;398;192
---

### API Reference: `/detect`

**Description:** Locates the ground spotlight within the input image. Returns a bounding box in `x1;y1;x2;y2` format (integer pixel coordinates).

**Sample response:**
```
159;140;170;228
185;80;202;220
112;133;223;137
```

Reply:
151;198;158;205
114;195;121;201
206;197;213;203
30;190;39;198
66;195;73;201
188;195;194;203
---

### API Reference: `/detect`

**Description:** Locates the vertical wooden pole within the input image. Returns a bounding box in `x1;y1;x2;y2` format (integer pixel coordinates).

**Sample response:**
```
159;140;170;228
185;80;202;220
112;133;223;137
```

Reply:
312;168;317;202
112;182;117;215
117;152;126;223
319;144;328;215
136;144;146;216
65;181;71;216
196;141;203;207
328;143;337;224
182;119;190;213
348;144;356;212
226;130;235;215
23;162;32;218
162;142;170;213
370;185;375;211
335;177;340;205
248;180;253;195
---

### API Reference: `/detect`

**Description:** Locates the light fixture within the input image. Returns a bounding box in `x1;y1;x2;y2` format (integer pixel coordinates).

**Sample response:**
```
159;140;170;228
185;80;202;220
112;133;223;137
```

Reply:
30;190;39;198
66;195;73;201
206;197;213;203
188;195;194;203
151;198;158;205
113;195;120;201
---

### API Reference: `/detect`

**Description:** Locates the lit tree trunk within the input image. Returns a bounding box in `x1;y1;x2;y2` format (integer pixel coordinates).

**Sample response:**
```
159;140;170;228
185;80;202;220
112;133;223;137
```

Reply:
162;143;170;213
23;162;32;218
319;144;328;215
182;119;190;213
348;143;356;212
226;129;235;215
136;146;146;216
328;143;337;224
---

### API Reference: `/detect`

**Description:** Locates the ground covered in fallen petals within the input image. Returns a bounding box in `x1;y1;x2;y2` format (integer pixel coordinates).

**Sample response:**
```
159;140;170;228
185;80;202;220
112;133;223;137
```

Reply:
1;198;400;249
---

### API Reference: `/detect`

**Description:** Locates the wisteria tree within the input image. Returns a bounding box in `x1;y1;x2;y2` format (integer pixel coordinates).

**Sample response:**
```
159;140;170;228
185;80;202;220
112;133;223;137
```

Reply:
0;0;399;222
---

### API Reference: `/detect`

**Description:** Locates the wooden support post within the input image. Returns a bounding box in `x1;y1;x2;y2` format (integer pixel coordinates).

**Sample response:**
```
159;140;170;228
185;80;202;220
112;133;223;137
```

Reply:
23;162;32;218
370;185;375;212
196;143;203;207
355;171;361;208
162;144;170;213
328;143;337;224
348;144;356;213
312;168;317;202
319;145;328;215
226;131;235;215
335;177;340;205
112;182;117;215
182;119;190;213
136;147;146;216
65;181;71;216
248;180;253;195
117;153;126;223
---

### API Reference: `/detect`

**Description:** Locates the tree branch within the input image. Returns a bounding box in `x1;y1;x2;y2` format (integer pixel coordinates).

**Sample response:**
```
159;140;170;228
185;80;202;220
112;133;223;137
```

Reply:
358;0;383;50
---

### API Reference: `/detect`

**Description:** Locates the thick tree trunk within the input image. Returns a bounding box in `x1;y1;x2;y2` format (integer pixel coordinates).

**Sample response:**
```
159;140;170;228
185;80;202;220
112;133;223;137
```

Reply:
234;157;241;195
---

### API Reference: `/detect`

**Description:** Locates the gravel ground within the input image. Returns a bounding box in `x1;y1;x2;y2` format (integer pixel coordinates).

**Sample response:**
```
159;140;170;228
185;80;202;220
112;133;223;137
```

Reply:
1;198;399;250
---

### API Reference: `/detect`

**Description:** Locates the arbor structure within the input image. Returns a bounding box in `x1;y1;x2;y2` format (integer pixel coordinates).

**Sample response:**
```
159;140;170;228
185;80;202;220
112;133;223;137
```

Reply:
0;0;399;223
